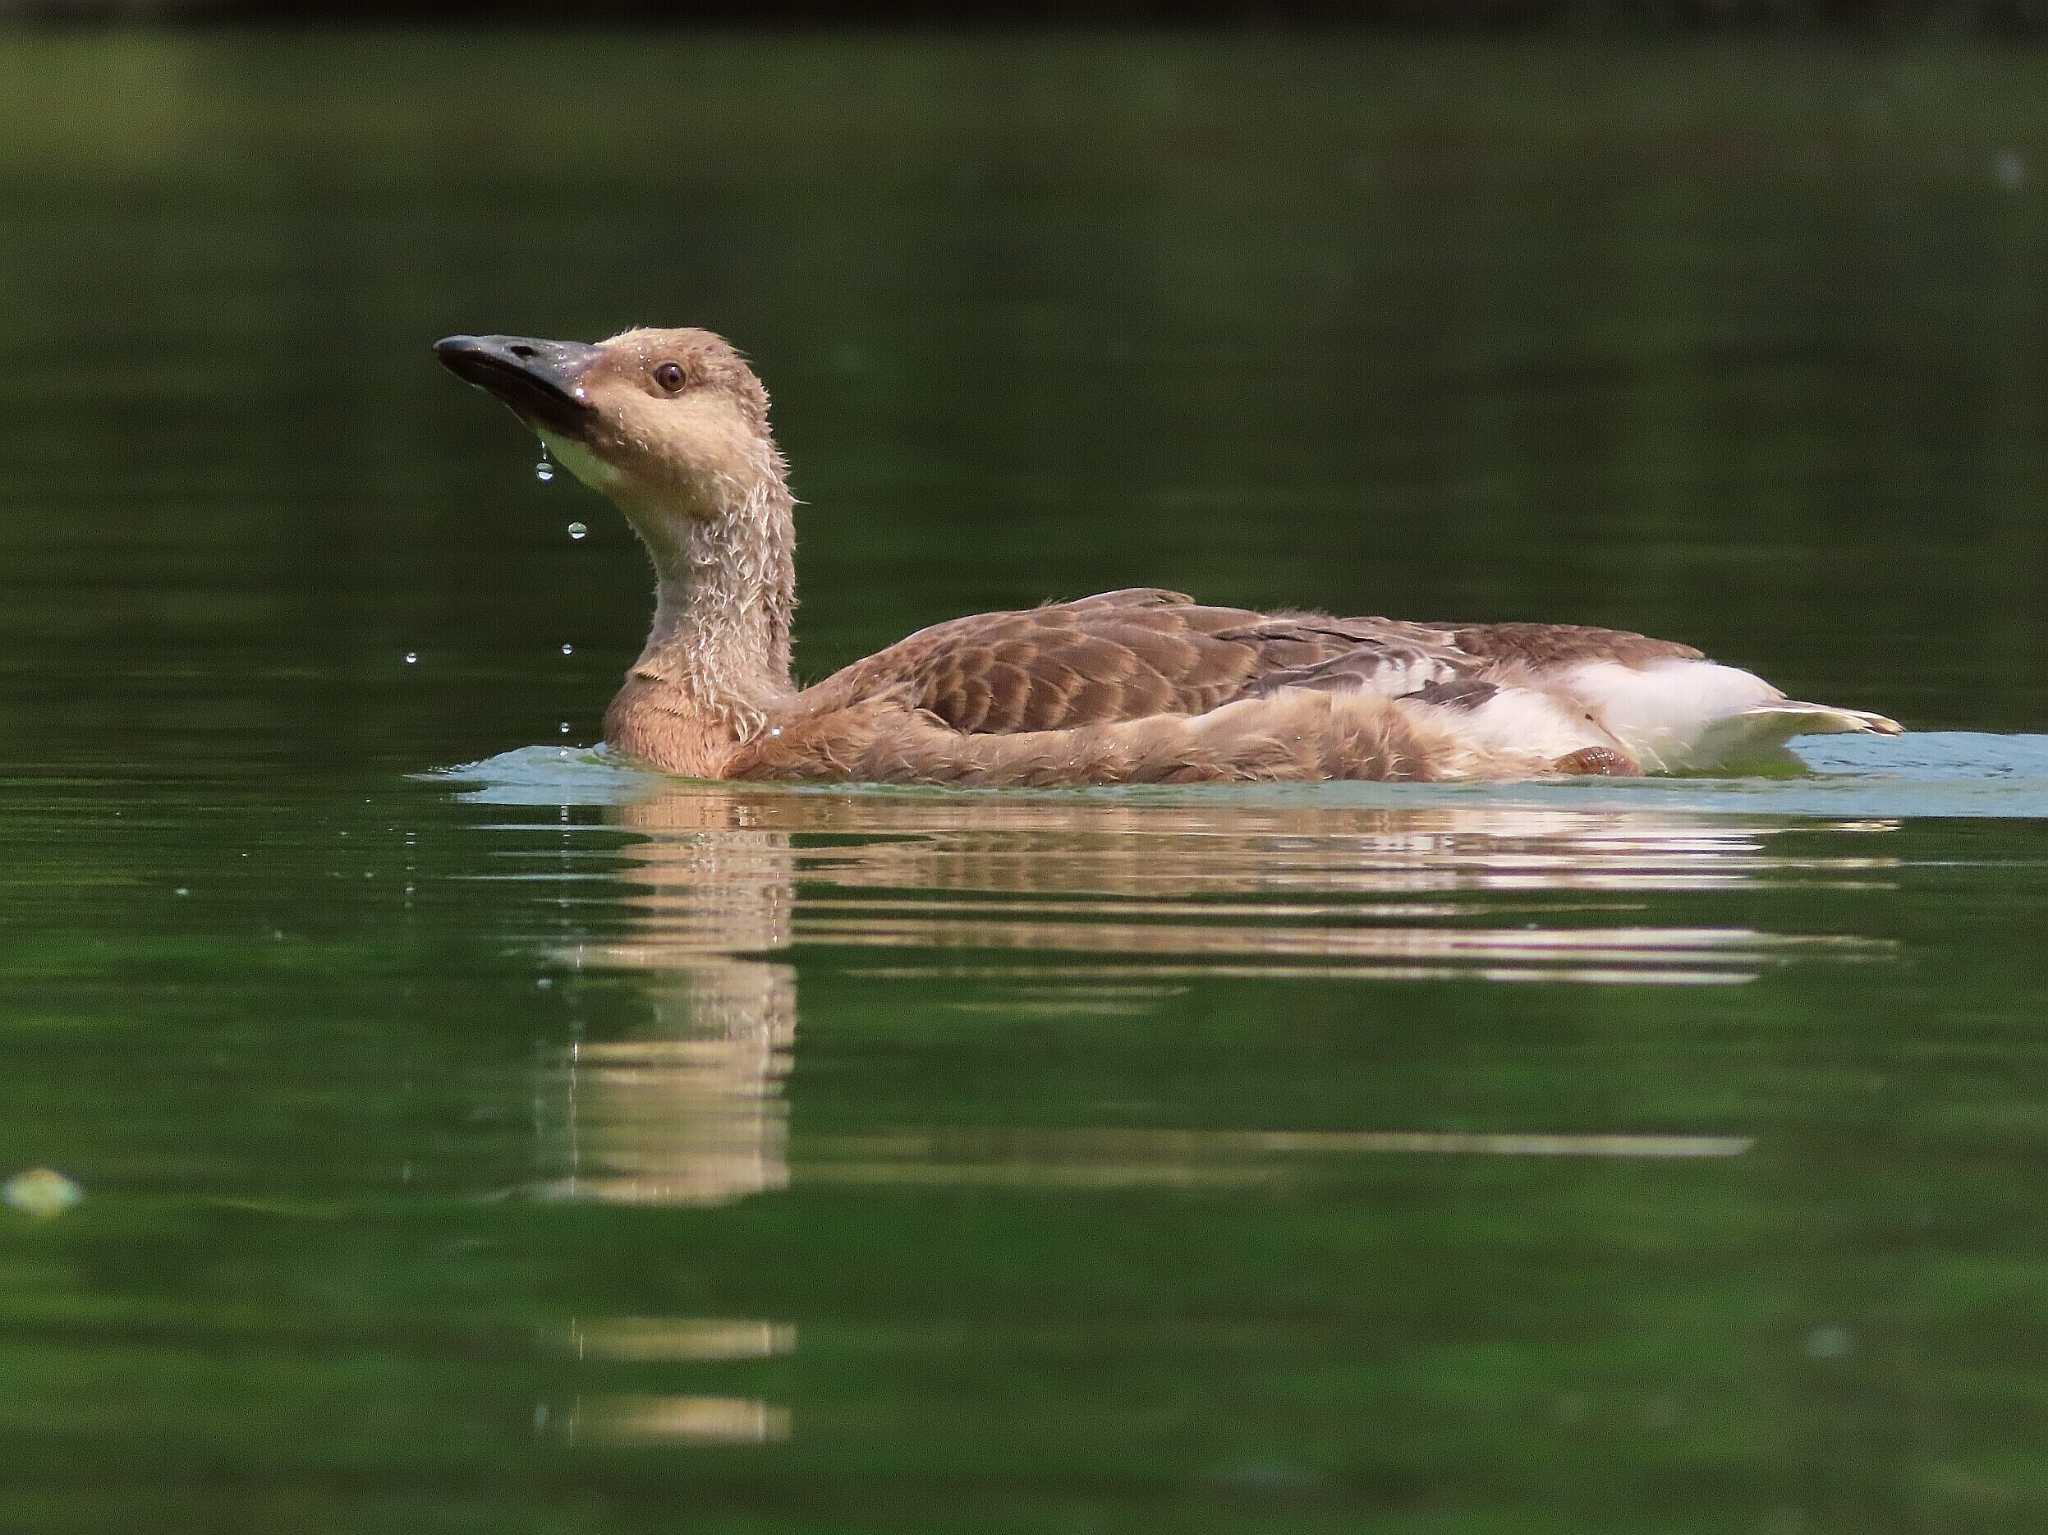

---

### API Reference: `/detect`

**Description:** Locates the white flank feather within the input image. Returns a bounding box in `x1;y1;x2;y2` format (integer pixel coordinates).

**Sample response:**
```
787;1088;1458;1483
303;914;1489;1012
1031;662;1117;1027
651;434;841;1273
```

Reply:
1414;686;1608;763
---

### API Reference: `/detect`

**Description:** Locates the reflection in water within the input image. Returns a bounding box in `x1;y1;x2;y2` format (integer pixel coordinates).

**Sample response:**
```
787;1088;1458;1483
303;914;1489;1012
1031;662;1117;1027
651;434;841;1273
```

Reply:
519;784;1894;1207
558;1393;793;1448
525;792;805;1444
498;778;1896;1444
540;963;793;1207
602;788;1895;975
562;1318;798;1362
795;1127;1756;1191
547;1318;798;1448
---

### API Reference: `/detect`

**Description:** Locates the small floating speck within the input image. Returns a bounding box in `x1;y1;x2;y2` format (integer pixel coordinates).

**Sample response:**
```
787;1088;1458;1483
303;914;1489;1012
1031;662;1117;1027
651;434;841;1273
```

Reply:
404;651;418;665
560;643;574;656
4;1167;83;1219
566;522;588;541
1804;1324;1854;1360
1996;148;2027;190
173;886;190;898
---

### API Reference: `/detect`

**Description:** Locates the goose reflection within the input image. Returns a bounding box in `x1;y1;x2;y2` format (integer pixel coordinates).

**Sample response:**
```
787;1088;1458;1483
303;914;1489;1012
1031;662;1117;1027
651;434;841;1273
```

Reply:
509;777;1894;1442
540;789;796;1209
586;787;1900;974
532;784;1896;1211
529;788;803;1448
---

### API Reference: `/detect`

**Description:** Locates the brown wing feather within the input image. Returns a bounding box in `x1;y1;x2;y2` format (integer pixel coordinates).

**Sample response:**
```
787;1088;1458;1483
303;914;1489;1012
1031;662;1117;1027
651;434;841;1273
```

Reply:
1445;622;1702;668
806;597;1350;732
824;604;1262;732
803;594;1702;736
1056;587;1196;612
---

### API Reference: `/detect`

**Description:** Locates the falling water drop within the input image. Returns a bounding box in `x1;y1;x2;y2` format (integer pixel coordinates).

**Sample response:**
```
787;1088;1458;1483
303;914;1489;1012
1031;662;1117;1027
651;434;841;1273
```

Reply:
403;651;418;665
559;721;571;735
566;522;588;541
535;443;555;483
560;643;574;656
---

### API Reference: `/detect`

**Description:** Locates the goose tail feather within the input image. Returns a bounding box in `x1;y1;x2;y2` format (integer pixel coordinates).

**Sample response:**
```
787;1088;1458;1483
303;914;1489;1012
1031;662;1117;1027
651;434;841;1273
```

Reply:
1740;701;1905;737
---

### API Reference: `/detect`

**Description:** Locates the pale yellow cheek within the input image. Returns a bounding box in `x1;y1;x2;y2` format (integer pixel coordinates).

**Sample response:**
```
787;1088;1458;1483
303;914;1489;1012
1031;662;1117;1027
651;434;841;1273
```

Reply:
536;429;622;493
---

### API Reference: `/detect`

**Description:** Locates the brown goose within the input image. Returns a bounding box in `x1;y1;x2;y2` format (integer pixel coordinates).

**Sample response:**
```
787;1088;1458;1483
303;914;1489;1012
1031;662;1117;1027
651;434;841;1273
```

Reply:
435;327;1902;785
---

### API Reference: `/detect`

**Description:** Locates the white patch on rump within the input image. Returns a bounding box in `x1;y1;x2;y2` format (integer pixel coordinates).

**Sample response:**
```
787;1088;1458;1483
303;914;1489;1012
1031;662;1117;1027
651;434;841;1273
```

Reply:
1567;659;1780;772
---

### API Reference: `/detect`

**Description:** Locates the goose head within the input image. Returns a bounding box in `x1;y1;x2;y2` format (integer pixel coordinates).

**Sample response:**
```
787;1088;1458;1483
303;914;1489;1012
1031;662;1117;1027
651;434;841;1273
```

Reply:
434;326;779;529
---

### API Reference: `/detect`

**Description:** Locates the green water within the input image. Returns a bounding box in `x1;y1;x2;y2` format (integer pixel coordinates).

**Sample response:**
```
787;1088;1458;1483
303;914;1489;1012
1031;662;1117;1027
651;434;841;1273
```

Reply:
4;30;2048;1534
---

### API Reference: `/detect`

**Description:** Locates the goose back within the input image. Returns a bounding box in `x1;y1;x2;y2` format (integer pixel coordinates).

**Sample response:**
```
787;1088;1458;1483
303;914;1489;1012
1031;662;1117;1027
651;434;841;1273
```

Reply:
800;588;1703;735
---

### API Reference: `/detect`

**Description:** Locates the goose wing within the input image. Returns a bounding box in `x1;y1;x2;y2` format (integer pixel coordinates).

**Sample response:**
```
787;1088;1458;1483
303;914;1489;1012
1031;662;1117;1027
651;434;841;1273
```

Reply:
803;593;1272;732
1247;621;1703;697
1435;622;1702;669
806;594;1704;735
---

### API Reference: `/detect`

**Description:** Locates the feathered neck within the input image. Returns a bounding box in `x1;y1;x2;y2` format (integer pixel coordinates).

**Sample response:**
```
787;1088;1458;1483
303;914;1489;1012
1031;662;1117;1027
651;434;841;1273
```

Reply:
621;443;797;741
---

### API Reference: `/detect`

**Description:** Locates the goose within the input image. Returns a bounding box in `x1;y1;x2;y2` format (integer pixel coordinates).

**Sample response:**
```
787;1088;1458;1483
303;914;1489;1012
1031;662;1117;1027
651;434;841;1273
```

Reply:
435;327;1901;785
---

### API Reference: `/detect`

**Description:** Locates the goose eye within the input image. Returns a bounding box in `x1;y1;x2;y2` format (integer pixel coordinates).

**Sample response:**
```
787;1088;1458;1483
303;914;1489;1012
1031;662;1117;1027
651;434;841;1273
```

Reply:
652;361;686;392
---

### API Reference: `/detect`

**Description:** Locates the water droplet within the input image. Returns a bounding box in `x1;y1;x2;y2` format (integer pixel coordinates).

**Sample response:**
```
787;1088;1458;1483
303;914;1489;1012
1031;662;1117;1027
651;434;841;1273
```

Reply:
560;643;574;655
404;651;418;665
566;522;588;541
559;721;571;735
173;886;190;897
535;443;555;483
